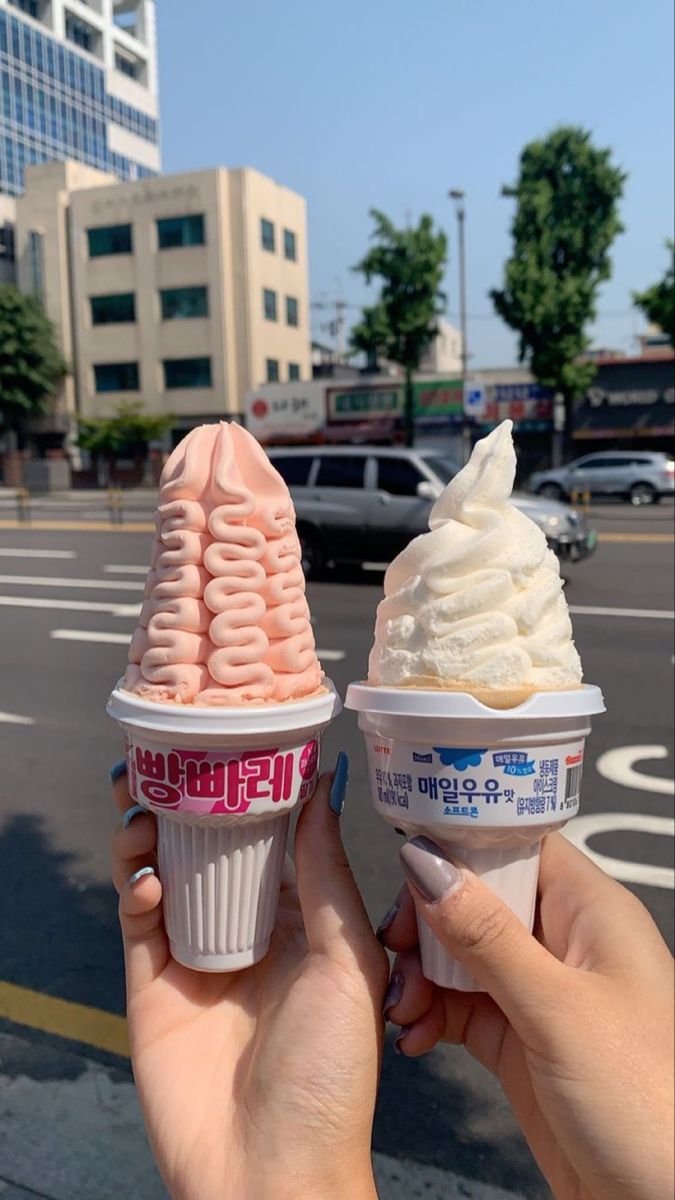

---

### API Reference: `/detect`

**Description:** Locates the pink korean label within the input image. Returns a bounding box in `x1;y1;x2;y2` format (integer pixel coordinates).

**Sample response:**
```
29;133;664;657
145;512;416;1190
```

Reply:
126;735;320;816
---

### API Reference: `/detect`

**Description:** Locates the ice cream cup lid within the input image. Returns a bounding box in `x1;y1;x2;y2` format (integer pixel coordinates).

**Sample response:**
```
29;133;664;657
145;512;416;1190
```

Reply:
345;682;605;720
107;680;341;736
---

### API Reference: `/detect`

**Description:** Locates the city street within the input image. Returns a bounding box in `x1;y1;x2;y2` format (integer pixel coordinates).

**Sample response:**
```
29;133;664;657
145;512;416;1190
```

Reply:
0;501;673;1200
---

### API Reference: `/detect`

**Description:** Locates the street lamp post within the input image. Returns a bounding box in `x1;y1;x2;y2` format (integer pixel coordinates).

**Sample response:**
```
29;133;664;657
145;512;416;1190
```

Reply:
449;188;470;460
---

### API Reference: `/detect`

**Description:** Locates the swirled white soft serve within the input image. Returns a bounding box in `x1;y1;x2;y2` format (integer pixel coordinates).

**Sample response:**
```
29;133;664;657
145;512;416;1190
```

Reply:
367;420;582;707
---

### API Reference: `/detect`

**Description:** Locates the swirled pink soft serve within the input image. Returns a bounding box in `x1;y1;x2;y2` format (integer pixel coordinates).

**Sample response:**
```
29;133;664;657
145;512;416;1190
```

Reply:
123;422;324;705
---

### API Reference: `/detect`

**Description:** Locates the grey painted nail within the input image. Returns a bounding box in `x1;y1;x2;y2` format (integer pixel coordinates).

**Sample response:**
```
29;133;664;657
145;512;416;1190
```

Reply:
383;971;404;1020
376;899;400;942
399;836;463;904
394;1024;412;1055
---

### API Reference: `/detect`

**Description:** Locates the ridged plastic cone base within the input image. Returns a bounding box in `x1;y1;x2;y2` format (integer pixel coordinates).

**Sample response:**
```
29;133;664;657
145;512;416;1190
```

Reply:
416;840;541;991
156;812;290;972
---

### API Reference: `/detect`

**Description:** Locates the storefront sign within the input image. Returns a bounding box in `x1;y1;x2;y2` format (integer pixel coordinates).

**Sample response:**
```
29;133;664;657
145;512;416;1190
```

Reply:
327;386;404;421
574;358;675;439
464;383;486;418
479;383;553;431
414;378;464;417
244;383;326;439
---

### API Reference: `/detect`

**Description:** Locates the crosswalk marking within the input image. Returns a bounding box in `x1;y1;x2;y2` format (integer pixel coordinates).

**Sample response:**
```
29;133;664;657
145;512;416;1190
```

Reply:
0;573;144;591
0;595;140;615
569;605;674;620
0;548;77;559
50;629;131;645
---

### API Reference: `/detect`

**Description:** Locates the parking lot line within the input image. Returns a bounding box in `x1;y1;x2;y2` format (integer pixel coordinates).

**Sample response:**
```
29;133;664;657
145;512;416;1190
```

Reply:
104;565;149;574
597;533;674;544
0;980;129;1058
0;574;144;591
0;520;155;533
50;629;131;645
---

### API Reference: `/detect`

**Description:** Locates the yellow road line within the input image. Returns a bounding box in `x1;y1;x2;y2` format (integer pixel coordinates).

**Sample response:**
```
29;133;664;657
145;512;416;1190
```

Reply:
597;533;674;544
0;979;129;1057
0;520;154;533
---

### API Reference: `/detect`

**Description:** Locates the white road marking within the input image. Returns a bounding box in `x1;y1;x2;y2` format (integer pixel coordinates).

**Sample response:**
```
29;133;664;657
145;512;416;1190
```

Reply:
315;649;345;661
362;561;389;572
0;574;144;591
104;565;148;574
50;629;131;645
0;710;35;725
0;548;76;559
0;595;140;616
596;745;674;796
564;813;675;890
569;604;674;620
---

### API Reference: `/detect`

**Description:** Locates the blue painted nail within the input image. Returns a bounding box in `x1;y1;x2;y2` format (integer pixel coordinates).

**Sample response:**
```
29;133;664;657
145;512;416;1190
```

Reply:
129;866;155;887
122;804;146;830
329;751;349;816
110;759;128;784
383;971;404;1020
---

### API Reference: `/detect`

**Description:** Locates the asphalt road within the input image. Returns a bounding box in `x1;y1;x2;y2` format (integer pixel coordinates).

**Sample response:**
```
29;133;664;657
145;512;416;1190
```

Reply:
0;502;673;1199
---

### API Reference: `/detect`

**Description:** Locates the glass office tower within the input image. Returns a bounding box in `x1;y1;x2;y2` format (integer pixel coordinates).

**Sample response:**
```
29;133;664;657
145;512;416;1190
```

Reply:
0;0;160;195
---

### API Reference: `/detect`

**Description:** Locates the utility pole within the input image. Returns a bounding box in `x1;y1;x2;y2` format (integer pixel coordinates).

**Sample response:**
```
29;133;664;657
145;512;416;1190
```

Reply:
449;189;470;461
310;297;355;363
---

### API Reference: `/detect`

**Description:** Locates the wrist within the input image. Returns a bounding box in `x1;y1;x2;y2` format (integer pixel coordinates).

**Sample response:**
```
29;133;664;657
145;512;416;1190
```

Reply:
256;1159;378;1200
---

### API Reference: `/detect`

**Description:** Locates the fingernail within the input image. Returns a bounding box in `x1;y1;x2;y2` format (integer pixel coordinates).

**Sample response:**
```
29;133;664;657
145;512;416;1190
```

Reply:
399;836;463;904
394;1025;412;1055
110;759;127;784
376;899;400;942
129;866;155;887
122;804;146;830
329;751;349;816
383;971;404;1020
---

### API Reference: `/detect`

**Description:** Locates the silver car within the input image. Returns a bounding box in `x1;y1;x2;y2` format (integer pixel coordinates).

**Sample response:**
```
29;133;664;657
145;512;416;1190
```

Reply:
529;450;675;506
268;445;596;578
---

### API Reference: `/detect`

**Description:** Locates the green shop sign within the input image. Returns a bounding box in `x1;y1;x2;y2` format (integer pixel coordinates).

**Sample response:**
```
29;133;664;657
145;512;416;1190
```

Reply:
328;387;404;420
413;378;464;416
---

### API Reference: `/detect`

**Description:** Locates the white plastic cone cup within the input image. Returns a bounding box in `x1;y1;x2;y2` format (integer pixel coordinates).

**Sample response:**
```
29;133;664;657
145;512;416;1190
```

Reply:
346;683;605;991
108;683;340;971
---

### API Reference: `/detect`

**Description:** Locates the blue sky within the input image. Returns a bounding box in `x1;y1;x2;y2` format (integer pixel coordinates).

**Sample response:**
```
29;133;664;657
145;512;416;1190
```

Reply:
158;0;674;368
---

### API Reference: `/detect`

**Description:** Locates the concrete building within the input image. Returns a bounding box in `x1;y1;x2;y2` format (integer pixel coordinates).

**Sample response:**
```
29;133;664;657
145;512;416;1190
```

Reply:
0;189;15;280
13;160;311;446
418;317;463;374
0;0;160;196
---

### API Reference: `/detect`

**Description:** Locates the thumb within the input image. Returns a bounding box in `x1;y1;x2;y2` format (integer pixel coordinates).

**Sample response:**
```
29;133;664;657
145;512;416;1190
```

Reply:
294;753;380;968
400;836;566;1042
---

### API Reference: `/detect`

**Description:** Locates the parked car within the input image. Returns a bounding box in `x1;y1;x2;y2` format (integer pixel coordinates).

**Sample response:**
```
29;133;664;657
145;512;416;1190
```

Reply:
529;451;675;506
268;445;597;578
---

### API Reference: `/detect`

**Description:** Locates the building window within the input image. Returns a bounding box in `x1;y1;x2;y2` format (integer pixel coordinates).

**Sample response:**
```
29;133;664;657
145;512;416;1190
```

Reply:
288;363;301;381
64;12;96;53
261;218;275;252
28;230;45;301
157;214;205;249
286;296;299;327
160;286;209;320
283;229;297;261
88;224;133;257
9;0;40;17
263;288;278;321
91;293;136;325
94;362;140;392
266;358;280;382
163;357;212;389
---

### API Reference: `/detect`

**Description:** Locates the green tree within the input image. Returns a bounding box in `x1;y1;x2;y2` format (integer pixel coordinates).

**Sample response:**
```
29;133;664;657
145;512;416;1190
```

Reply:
0;284;68;442
491;126;626;448
352;210;447;445
77;401;173;480
633;241;675;344
349;301;389;372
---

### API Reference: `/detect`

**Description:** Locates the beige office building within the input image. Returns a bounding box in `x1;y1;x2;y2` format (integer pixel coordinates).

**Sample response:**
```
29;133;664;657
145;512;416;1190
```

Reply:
13;160;311;443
